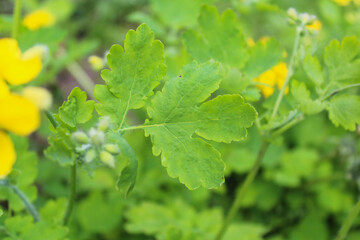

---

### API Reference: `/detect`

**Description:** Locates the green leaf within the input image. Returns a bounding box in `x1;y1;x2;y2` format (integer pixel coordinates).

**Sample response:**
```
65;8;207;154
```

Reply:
58;87;94;128
45;127;76;166
223;223;266;240
106;132;138;198
243;38;282;78
96;23;166;128
143;61;257;189
183;5;248;67
303;55;324;86
150;0;212;29
326;94;360;131
291;81;325;115
324;36;360;88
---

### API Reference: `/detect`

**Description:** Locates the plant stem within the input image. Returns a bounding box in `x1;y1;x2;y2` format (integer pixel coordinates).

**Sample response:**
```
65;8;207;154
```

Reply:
270;26;302;121
270;113;304;138
44;110;76;225
63;164;77;225
66;61;95;99
0;180;40;222
320;83;360;102
335;199;360;240
215;140;270;240
45;110;60;128
12;0;22;39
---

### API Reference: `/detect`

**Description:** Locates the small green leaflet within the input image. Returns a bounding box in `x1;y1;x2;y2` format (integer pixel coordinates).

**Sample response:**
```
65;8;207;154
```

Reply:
291;81;325;115
183;5;248;68
327;94;360;131
95;23;166;129
59;87;94;128
144;61;257;189
303;55;324;86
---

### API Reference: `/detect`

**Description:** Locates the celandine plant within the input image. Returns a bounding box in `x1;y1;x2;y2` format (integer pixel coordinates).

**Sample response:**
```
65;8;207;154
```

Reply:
1;1;360;240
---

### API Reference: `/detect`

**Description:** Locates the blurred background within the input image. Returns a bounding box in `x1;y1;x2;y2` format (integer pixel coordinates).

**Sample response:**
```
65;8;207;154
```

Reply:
1;0;360;239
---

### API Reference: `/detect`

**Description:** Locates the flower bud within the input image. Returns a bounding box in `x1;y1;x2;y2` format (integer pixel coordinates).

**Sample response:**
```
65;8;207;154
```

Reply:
100;151;115;168
72;131;89;144
85;149;96;163
104;144;120;155
287;8;298;20
88;55;105;71
22;86;53;110
98;117;110;132
88;128;105;145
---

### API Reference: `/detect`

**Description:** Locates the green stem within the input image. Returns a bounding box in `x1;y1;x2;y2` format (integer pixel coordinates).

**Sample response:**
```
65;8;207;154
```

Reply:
66;61;95;99
44;110;76;225
270;26;302;121
320;83;360;102
214;140;270;240
335;199;360;240
270;113;304;138
0;180;40;222
45;110;60;128
63;164;77;225
12;0;22;39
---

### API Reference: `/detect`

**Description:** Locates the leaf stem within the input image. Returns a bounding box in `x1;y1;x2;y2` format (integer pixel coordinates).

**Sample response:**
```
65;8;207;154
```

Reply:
11;0;22;39
270;113;304;138
335;199;360;240
66;61;95;100
320;83;360;102
62;164;77;225
45;110;60;128
0;180;40;222
214;140;270;240
270;26;302;121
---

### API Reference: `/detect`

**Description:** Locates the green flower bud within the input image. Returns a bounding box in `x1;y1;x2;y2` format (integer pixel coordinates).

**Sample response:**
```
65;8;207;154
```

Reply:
72;131;89;144
98;117;111;132
85;149;96;163
104;144;120;155
100;151;115;168
287;8;298;20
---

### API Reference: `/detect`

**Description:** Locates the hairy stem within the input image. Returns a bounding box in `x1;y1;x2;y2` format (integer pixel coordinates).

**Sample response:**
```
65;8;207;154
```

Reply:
320;83;360;102
12;0;22;39
335;199;360;240
0;180;40;222
66;62;95;99
63;164;77;225
215;140;270;240
270;26;302;121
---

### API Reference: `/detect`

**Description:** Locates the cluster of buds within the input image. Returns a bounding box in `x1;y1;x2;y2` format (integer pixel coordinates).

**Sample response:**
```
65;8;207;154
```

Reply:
72;117;120;168
287;8;321;34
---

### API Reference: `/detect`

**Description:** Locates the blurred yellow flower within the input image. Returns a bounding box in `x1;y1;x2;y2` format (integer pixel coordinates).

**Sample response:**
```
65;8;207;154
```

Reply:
253;62;289;98
307;20;322;31
0;38;46;178
23;9;55;30
22;86;53;110
0;131;16;179
0;38;42;85
332;0;360;5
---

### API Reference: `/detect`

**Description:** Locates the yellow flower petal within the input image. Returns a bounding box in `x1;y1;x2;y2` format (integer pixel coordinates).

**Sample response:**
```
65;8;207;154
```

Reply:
0;94;40;135
0;131;16;179
332;0;351;5
0;77;10;99
23;9;55;30
22;86;53;110
0;38;42;85
307;20;322;31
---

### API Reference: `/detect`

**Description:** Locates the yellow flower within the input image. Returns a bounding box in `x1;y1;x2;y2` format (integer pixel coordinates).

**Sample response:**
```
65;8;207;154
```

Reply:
307;20;322;31
253;62;289;98
0;131;16;179
0;38;45;178
0;38;42;85
23;9;55;30
332;0;360;5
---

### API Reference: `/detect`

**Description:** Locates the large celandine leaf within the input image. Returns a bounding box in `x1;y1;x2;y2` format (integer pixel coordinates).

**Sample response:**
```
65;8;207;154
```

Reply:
183;5;248;68
95;23;166;129
327;94;360;131
144;61;257;189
